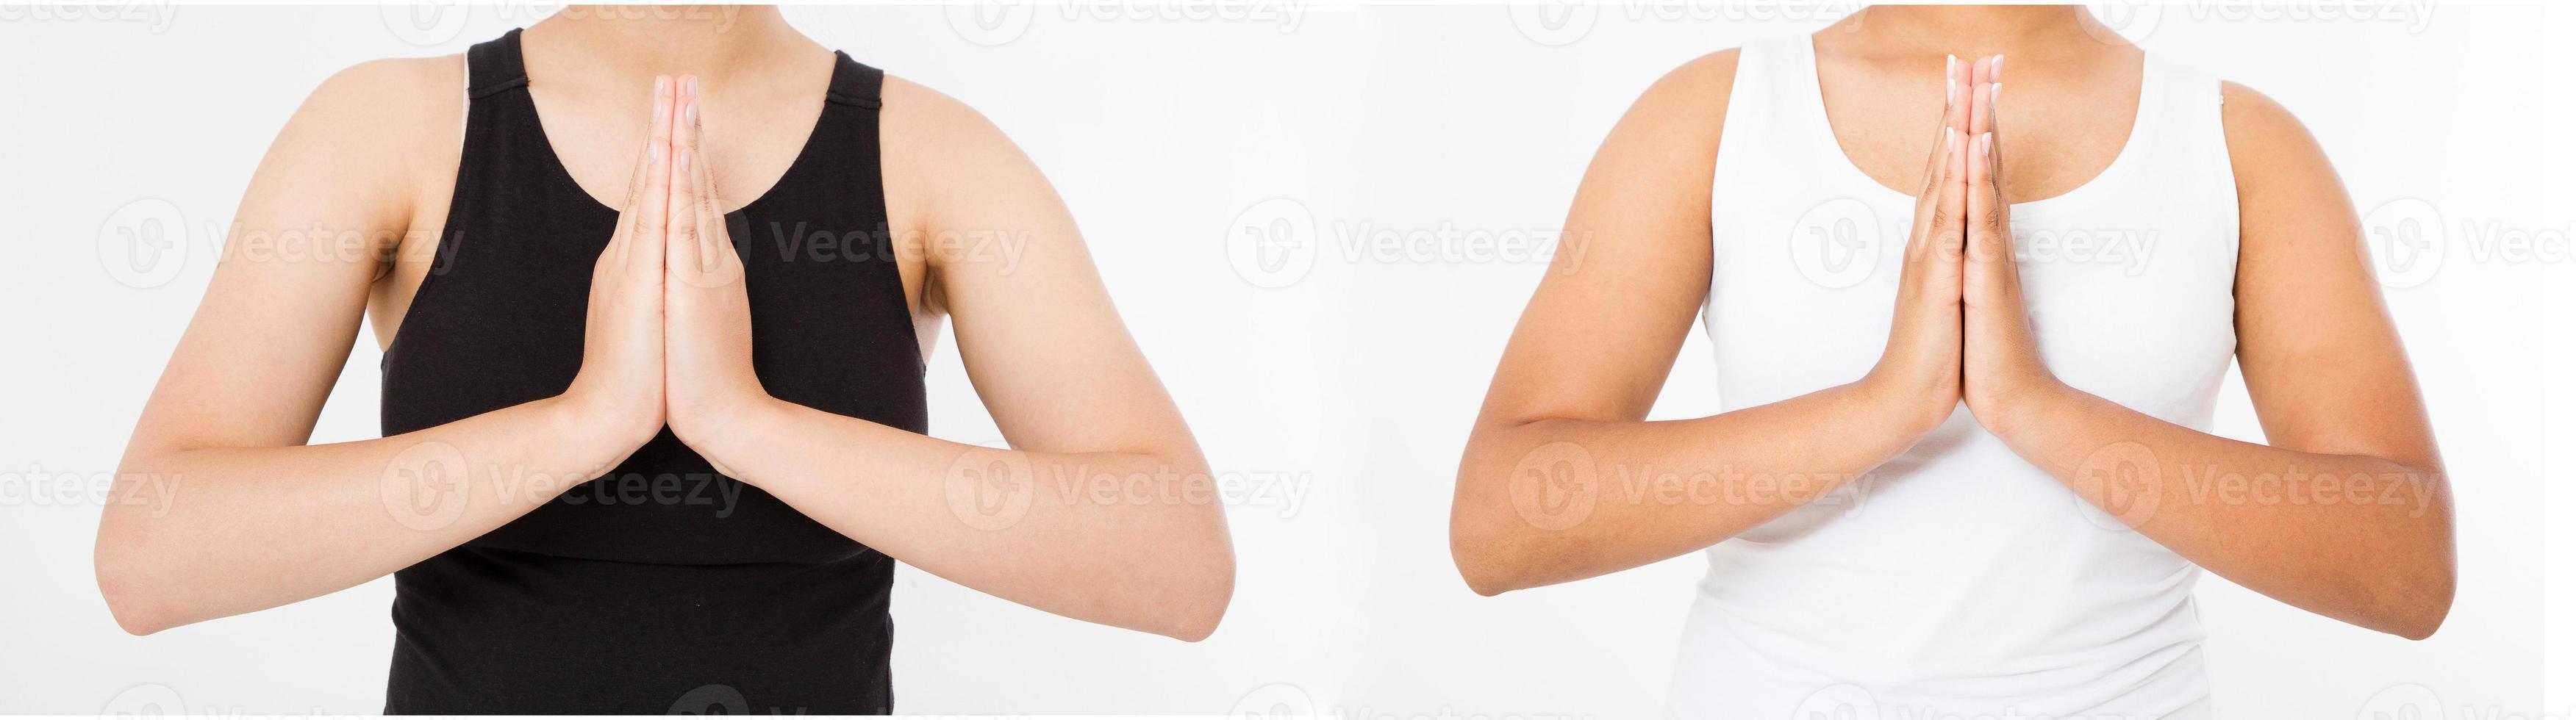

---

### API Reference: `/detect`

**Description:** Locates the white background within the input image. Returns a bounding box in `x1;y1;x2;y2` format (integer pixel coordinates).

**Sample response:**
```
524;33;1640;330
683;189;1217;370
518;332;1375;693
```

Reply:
1;2;2568;717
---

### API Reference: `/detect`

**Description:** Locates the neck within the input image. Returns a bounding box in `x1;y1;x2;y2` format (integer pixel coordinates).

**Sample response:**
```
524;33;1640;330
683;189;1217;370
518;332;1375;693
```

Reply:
1833;4;2122;61
526;5;808;84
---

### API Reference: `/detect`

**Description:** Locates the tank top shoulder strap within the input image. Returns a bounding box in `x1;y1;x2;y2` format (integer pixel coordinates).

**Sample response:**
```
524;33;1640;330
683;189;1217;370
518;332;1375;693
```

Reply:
454;28;551;178
1713;34;1846;195
2127;55;2239;239
824;51;885;109
1715;34;1819;169
466;28;532;98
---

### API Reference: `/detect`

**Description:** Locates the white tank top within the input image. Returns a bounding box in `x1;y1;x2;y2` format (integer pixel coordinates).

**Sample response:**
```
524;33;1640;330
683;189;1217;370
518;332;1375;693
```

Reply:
1672;34;2239;718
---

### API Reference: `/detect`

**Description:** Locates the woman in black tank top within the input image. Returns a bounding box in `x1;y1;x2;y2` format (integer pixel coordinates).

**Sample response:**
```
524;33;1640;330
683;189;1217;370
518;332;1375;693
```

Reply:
379;29;915;713
99;10;1232;714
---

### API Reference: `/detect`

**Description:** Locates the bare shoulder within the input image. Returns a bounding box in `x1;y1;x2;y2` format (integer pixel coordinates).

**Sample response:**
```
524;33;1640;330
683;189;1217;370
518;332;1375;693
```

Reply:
872;73;1070;312
1567;48;1739;237
874;73;1062;234
279;55;462;162
1635;48;1742;125
876;73;1035;208
879;74;1011;151
2219;81;2341;195
1600;48;1740;161
2218;80;2366;281
257;54;465;229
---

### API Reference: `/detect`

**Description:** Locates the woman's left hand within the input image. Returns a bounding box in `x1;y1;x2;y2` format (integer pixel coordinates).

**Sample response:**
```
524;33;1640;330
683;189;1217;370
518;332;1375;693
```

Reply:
662;76;772;456
1958;56;2067;436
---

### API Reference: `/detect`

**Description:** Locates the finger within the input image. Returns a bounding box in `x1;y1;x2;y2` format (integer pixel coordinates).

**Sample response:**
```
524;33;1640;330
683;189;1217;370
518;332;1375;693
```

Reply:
671;76;744;289
1932;126;1968;265
1918;54;1962;191
1967;55;1994;138
1947;54;1972;145
1910;126;1968;267
629;75;676;274
1987;57;2006;198
1966;130;2011;271
610;76;667;264
667;75;702;280
684;76;729;275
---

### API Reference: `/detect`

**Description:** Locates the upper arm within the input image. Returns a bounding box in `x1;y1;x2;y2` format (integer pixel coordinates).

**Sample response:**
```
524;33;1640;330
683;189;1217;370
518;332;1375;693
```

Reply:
126;57;459;459
876;76;1196;458
2221;82;2439;470
1476;50;1738;428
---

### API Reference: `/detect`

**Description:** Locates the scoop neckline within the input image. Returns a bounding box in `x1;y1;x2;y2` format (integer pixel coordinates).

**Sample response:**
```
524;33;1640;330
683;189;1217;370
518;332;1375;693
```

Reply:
512;32;843;220
1794;33;2156;215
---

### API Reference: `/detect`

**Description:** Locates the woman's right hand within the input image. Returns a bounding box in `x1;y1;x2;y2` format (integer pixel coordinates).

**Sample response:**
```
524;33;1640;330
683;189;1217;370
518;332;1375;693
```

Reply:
560;75;678;447
1859;54;1972;436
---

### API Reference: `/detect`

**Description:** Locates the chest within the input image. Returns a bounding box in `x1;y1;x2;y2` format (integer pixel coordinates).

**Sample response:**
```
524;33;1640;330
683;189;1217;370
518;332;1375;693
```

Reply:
380;84;929;438
1816;54;2145;206
531;84;822;215
1701;180;2239;426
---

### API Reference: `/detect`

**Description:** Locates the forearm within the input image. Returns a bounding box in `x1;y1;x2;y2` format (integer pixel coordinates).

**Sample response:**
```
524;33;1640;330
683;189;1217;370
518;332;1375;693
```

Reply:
1451;381;1933;594
691;397;1233;641
96;396;634;634
1991;386;2455;638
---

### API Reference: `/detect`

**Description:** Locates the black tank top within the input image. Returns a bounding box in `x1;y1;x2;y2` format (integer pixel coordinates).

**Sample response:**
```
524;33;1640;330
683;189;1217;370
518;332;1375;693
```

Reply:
379;29;926;713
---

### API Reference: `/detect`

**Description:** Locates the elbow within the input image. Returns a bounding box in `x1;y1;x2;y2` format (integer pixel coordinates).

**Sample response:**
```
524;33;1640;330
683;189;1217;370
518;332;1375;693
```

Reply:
2376;494;2458;641
1155;551;1234;642
95;541;173;636
1453;546;1527;598
1145;492;1234;642
1459;566;1514;598
2379;564;2455;641
1160;588;1228;643
96;452;182;636
2378;594;2452;641
1450;511;1532;597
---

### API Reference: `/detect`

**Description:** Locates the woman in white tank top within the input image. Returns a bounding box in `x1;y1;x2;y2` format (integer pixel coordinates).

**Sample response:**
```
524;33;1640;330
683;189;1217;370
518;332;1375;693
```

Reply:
1449;7;2454;718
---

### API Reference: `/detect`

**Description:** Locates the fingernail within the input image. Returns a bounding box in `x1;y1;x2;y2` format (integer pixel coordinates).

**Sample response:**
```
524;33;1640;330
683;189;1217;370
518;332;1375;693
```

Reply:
1990;82;2002;109
656;75;670;96
1946;54;1956;79
684;98;698;126
676;146;690;173
649;143;662;164
1945;129;1956;154
683;76;698;98
1981;132;1993;160
1992;55;2004;81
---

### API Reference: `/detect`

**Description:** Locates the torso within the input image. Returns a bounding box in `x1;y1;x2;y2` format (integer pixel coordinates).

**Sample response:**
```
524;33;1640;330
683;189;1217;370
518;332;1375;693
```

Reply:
1812;29;2144;205
1670;32;2238;717
364;28;940;359
371;29;929;713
